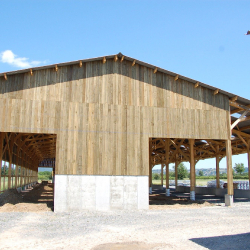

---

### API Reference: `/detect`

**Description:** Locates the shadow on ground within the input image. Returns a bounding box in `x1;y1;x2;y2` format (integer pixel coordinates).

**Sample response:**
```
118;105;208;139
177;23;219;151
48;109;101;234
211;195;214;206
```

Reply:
190;233;250;250
0;183;54;211
150;188;250;207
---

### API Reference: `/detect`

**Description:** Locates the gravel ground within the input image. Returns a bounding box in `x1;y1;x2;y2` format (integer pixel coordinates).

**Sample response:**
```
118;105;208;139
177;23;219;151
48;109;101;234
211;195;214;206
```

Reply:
1;203;250;250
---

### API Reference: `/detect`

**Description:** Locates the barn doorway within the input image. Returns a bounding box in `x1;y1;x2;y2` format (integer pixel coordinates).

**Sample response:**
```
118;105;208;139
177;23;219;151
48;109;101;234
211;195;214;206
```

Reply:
148;137;232;207
0;132;56;211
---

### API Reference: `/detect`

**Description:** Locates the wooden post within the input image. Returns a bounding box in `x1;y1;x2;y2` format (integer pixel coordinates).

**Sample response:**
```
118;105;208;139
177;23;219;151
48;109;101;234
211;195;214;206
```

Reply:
149;163;153;194
216;145;220;188
161;163;164;186
226;139;233;196
149;139;152;188
175;159;178;188
8;138;14;189
0;133;3;193
165;139;170;190
248;140;250;190
190;139;195;195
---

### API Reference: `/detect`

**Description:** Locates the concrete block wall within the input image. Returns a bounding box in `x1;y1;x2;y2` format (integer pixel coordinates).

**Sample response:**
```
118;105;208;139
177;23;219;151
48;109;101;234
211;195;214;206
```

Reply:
54;175;149;212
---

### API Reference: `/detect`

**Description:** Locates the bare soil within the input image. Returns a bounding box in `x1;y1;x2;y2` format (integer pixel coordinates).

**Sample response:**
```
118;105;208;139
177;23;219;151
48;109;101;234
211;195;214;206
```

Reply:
149;193;214;209
0;183;53;212
0;184;214;213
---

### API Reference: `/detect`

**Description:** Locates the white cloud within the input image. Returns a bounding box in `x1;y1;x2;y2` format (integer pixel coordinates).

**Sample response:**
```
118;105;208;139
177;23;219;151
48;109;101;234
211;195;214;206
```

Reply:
0;50;43;68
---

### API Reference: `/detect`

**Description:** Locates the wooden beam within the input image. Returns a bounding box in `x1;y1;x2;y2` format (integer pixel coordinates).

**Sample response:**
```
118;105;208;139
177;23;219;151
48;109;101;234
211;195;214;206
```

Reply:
234;132;248;147
174;75;179;81
232;129;250;139
55;65;58;72
231;110;249;129
213;89;219;95
194;82;199;88
229;101;240;108
132;60;136;66
30;69;33;76
102;57;106;64
240;125;250;131
120;55;124;62
79;61;82;67
114;55;118;62
3;73;7;80
230;104;250;115
231;108;244;115
154;68;157;74
207;141;216;152
230;96;238;102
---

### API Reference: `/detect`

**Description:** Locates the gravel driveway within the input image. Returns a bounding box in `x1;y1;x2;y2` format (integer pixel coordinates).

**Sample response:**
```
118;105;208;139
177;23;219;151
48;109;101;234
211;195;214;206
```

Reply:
1;203;250;250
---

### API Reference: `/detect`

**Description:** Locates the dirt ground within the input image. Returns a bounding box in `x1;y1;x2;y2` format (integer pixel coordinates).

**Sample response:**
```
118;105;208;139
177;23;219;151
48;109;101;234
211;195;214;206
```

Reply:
149;193;214;209
0;184;215;213
0;183;53;212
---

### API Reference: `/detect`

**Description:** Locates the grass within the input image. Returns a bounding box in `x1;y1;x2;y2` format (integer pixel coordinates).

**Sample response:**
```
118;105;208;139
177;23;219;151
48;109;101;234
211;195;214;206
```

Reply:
0;177;9;192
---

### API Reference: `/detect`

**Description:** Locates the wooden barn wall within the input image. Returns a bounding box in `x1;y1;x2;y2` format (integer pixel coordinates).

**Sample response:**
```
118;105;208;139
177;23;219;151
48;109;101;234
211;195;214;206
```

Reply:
0;59;230;175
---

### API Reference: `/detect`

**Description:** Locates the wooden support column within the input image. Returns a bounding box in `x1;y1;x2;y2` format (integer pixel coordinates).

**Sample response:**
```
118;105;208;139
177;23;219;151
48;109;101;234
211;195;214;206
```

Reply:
226;139;233;196
189;139;196;194
175;159;178;189
8;136;14;189
165;139;170;190
0;133;3;192
248;140;250;190
216;145;220;188
161;163;164;186
149;139;152;188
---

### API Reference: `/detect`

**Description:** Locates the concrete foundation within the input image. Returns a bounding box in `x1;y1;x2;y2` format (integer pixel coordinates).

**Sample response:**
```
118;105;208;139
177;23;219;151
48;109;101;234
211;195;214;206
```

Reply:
225;194;233;206
165;188;170;196
54;175;149;212
190;191;195;200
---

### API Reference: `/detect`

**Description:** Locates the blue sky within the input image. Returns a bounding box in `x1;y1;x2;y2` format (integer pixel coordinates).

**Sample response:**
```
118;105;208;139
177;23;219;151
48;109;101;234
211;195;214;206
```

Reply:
1;0;250;170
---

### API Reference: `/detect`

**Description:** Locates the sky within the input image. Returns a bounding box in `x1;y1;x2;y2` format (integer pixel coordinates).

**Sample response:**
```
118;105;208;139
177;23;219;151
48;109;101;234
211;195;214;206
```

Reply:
0;0;250;170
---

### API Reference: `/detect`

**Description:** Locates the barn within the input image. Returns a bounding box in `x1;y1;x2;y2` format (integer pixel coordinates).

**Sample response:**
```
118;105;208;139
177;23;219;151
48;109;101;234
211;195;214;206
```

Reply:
0;53;250;212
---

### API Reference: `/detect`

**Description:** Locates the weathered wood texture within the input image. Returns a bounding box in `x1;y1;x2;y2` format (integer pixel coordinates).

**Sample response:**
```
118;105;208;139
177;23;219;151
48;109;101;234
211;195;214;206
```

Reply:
0;59;230;175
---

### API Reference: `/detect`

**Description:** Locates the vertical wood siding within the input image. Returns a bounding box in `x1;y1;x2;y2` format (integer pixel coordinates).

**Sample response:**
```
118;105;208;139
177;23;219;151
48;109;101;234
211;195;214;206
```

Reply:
0;59;230;175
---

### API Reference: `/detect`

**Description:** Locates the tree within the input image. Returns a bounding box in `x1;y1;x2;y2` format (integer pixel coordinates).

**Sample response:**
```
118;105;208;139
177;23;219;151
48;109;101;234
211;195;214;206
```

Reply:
38;171;52;180
152;173;160;180
234;163;245;175
1;165;8;176
198;170;204;176
177;163;188;180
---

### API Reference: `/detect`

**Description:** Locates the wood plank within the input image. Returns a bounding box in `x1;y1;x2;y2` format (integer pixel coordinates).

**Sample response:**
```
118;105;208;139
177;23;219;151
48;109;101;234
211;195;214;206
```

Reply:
189;139;195;192
226;139;234;196
165;139;170;189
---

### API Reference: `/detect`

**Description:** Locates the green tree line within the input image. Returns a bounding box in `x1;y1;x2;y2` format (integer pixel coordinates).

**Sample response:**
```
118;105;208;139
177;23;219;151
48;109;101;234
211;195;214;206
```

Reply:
152;162;249;180
38;171;52;180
